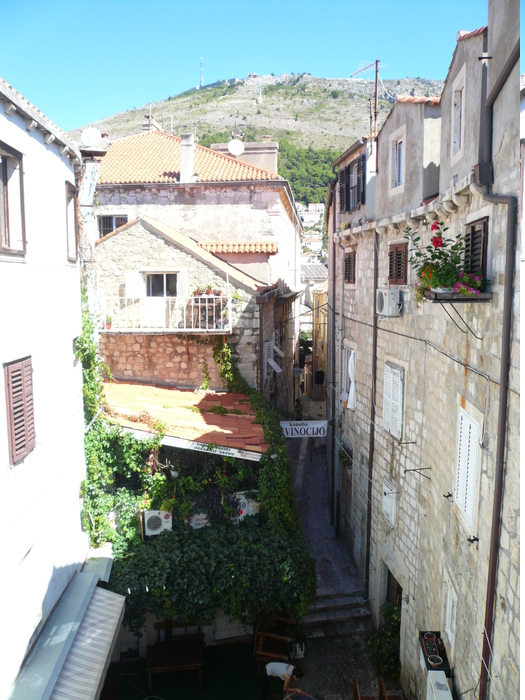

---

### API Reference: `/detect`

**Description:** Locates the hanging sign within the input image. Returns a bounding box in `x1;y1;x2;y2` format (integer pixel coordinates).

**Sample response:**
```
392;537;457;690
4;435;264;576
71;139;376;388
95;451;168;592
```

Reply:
280;420;328;438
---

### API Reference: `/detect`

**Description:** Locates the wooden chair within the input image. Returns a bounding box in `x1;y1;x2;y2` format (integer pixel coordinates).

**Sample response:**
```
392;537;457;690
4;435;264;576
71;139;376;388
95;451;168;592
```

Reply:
378;677;403;700
146;619;205;692
353;678;375;700
253;613;295;681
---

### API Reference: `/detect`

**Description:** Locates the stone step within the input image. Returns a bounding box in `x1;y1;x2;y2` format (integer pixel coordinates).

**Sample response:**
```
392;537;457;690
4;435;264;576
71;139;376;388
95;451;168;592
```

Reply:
308;593;367;614
315;586;366;601
302;605;372;628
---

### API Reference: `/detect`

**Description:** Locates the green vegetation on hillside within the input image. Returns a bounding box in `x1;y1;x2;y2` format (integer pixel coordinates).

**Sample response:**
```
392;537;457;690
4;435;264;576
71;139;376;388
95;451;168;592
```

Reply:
199;131;337;206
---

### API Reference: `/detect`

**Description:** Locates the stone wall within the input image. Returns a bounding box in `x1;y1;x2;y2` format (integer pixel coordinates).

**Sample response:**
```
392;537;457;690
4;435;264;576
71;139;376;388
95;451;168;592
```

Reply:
95;219;261;390
334;185;520;699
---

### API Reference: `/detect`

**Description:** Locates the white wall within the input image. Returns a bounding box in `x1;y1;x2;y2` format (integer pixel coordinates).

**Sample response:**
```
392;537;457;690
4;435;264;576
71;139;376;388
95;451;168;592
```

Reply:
0;105;88;698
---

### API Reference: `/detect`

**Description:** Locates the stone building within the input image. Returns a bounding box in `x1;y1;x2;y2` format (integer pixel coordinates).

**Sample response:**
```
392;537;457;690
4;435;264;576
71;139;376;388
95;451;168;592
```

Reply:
80;127;303;410
326;4;519;699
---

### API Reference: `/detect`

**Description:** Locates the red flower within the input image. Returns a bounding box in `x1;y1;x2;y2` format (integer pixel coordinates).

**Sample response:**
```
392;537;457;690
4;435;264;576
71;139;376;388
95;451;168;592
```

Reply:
222;473;226;477
432;236;443;248
431;221;440;231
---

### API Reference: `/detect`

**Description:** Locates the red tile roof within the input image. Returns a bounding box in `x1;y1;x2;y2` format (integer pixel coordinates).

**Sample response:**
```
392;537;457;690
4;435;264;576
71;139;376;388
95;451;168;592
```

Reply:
103;382;268;453
456;26;487;42
199;241;278;255
396;95;440;106
98;130;282;186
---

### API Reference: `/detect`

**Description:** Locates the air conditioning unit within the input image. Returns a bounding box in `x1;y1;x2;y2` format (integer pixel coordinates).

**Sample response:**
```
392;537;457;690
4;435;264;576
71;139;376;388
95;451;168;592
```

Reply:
144;510;172;536
427;671;452;700
376;289;402;317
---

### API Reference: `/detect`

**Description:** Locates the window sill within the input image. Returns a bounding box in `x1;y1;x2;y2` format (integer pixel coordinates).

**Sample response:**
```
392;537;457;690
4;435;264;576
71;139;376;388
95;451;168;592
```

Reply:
424;290;492;304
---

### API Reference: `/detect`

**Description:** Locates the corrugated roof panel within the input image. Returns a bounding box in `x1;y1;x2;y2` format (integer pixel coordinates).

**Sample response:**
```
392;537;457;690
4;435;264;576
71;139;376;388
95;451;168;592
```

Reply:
50;588;125;700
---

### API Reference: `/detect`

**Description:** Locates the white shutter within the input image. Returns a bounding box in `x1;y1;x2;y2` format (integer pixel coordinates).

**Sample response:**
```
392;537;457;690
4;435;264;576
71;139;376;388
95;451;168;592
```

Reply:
455;409;479;525
264;341;282;377
383;477;396;526
390;366;404;440
383;364;393;432
125;272;145;298
177;271;188;297
391;142;397;188
348;350;356;410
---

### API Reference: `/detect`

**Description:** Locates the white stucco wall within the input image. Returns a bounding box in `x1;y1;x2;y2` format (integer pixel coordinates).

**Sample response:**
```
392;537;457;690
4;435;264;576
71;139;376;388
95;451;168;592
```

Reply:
0;105;88;698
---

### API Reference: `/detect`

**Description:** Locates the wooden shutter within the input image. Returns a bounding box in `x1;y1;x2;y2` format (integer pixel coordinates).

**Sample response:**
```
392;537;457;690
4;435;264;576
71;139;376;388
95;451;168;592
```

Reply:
455;409;479;525
391;143;397;188
339;168;346;212
344;251;356;284
464;218;488;276
5;357;35;464
383;477;397;526
383;364;393;432
360;154;366;205
389;244;407;285
390;366;404;439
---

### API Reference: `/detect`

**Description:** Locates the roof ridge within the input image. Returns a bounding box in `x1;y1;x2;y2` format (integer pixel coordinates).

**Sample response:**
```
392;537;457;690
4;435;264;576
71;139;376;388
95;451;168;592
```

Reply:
195;141;282;179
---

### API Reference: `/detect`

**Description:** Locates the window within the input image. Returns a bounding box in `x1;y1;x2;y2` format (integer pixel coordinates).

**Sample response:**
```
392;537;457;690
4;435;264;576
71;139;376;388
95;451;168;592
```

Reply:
66;182;78;261
383;478;397;527
339;155;366;212
342;345;356;410
4;357;35;465
455;408;479;526
388;244;408;285
146;273;177;297
390;139;403;189
383;363;404;439
0;140;25;254
98;215;128;238
444;588;456;650
464;218;488;277
344;251;356;284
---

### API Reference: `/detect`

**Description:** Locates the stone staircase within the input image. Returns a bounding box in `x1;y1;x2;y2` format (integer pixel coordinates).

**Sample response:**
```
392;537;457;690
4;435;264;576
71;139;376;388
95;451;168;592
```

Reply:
302;587;372;639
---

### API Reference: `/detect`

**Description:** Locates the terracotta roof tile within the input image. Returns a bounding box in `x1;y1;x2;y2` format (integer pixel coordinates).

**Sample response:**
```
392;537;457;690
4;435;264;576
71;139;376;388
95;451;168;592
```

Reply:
199;241;278;255
396;95;440;106
103;382;269;453
456;26;487;42
98;130;282;186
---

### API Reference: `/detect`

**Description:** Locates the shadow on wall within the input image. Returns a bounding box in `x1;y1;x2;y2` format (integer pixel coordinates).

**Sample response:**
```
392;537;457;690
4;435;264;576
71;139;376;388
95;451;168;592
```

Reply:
423;162;440;201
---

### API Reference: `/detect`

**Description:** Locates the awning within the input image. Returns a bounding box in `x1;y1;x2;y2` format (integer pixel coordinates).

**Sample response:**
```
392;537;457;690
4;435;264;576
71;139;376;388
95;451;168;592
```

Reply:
275;291;301;305
11;572;125;700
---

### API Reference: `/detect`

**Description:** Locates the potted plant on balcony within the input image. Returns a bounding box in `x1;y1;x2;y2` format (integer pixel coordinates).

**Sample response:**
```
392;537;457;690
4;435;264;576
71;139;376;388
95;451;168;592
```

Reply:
405;221;488;304
205;284;214;296
192;286;204;297
105;314;112;330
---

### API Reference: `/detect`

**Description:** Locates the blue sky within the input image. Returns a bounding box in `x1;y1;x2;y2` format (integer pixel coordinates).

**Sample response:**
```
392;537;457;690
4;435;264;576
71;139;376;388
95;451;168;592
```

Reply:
1;0;490;132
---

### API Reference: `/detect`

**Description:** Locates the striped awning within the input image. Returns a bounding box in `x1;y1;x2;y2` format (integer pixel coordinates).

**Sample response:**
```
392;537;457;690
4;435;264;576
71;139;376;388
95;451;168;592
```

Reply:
10;573;125;700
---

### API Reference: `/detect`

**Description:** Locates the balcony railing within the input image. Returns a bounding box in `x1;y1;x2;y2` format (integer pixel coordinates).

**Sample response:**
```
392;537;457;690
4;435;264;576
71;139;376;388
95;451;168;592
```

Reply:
99;295;232;333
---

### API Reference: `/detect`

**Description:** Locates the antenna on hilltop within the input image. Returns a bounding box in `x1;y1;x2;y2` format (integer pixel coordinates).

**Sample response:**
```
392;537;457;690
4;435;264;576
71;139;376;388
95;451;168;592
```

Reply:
200;56;203;88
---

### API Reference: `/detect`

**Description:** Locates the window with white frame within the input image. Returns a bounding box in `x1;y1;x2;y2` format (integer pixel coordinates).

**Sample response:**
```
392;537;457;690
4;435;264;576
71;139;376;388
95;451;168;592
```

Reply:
0;140;25;254
341;345;356;410
383;363;404;439
98;214;128;238
451;64;466;162
382;476;397;526
444;587;456;651
455;408;479;526
349;160;358;210
146;273;177;297
66;182;78;261
388;125;405;193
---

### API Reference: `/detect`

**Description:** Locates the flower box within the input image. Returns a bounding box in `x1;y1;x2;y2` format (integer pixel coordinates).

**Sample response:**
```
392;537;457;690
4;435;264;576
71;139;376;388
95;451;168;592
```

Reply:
419;631;451;677
424;290;493;304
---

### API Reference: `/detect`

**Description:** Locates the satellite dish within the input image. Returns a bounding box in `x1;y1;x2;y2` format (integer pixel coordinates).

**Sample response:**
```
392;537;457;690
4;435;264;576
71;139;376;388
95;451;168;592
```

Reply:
228;138;245;157
81;127;102;147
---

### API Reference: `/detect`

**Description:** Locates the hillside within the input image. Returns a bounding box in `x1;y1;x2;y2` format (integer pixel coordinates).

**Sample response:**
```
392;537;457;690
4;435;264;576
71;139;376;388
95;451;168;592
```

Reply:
69;73;443;204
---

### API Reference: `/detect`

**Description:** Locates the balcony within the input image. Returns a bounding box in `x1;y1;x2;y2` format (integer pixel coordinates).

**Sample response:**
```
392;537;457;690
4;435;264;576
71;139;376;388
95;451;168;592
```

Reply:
99;294;232;334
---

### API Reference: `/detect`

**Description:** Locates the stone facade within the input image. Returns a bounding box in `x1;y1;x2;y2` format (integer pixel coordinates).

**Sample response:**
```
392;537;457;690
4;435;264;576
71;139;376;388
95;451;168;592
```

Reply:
327;10;519;700
95;218;261;390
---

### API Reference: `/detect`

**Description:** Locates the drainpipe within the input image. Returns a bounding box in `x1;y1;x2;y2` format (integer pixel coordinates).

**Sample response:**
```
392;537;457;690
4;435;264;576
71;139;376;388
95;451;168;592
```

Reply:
477;40;519;700
329;183;337;525
364;228;378;599
335;230;346;536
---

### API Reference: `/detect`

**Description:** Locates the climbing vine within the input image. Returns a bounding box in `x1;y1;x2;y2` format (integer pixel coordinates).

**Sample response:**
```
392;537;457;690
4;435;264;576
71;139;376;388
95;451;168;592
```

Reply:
77;315;315;634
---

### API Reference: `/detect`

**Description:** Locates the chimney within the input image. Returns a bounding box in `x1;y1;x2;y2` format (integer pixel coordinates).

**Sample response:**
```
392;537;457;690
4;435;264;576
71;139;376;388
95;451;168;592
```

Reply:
180;133;195;183
142;114;162;131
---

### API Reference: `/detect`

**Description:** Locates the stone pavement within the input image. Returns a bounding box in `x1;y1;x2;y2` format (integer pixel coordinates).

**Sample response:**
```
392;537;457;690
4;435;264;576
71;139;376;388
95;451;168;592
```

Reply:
287;437;404;700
